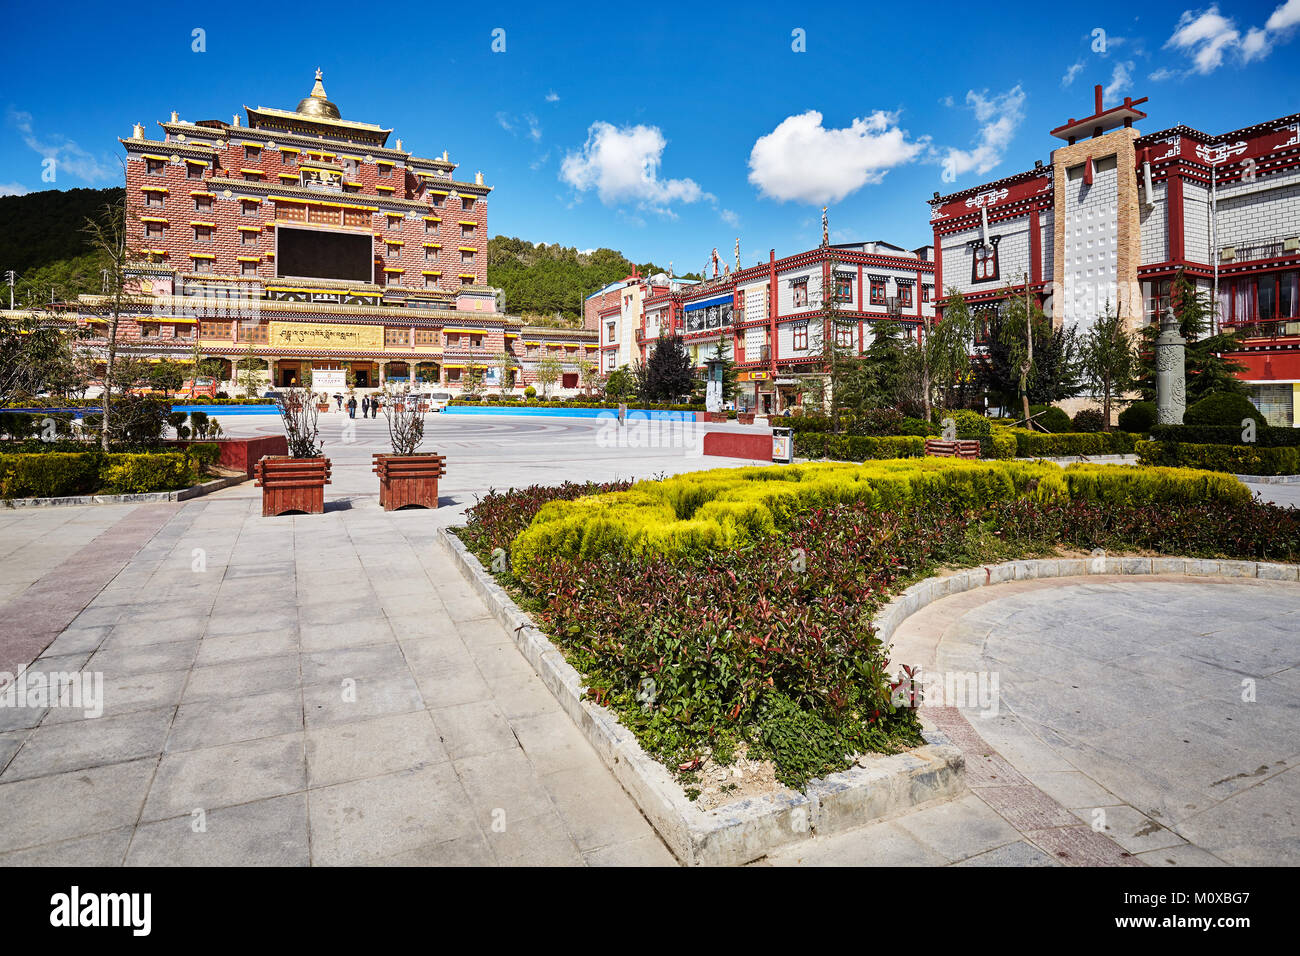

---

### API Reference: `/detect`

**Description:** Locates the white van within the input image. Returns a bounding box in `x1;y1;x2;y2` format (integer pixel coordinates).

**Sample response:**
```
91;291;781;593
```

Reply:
408;391;452;411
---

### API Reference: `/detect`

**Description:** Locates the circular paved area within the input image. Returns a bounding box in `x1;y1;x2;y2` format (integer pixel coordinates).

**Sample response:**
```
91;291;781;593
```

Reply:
904;576;1300;866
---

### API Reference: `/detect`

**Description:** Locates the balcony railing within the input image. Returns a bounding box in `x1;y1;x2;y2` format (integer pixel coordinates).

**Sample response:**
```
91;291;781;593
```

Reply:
1220;236;1299;263
1223;316;1300;339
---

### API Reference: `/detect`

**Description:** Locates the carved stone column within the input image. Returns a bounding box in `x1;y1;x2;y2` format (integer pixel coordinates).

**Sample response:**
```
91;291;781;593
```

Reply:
1155;307;1187;425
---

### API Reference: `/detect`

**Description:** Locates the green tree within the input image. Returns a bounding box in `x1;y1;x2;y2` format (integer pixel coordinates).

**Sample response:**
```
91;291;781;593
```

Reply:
491;350;514;393
578;358;600;397
534;355;563;399
147;359;185;397
0;309;71;405
925;290;977;414
604;365;636;401
462;365;486;398
1135;270;1246;402
1080;303;1137;431
83;194;147;450
974;290;1081;418
236;342;263;399
862;319;909;410
645;335;694;404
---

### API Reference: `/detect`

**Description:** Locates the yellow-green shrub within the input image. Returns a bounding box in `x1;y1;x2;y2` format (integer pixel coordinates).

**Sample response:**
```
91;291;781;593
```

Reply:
510;459;1066;572
100;453;197;494
1063;462;1250;507
507;459;1253;572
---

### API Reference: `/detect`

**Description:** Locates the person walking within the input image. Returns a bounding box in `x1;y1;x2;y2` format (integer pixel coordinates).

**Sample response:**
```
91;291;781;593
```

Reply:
334;392;343;411
361;395;370;418
347;396;357;419
370;396;380;418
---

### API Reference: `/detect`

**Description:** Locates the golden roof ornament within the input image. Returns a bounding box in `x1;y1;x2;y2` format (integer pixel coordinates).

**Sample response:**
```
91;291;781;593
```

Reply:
296;68;341;120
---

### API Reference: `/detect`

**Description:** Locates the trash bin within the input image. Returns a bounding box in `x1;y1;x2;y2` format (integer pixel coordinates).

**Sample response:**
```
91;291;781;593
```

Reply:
771;426;793;464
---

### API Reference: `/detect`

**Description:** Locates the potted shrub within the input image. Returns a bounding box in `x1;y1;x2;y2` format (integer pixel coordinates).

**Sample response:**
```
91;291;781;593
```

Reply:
737;410;756;425
253;387;331;516
372;400;444;511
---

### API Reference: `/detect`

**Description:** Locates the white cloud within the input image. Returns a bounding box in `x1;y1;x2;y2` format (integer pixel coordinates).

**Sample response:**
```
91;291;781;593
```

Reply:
545;90;560;103
1061;60;1085;87
936;86;1026;181
1240;25;1272;60
561;121;712;212
7;108;116;184
1166;6;1240;73
498;111;542;141
1161;2;1300;74
1104;60;1136;98
1267;0;1300;30
719;208;740;227
0;182;29;197
747;110;925;205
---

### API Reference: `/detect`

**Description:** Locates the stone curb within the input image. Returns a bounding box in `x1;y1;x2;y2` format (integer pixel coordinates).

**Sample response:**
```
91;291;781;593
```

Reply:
1;474;247;509
873;555;1300;649
1236;473;1300;485
436;527;966;866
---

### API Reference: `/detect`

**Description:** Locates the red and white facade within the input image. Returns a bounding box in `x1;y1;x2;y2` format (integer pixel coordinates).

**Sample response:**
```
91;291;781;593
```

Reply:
930;84;1300;425
588;243;935;413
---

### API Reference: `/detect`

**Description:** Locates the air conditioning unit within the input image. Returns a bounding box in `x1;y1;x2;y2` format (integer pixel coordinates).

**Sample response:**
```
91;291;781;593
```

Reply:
1219;247;1236;261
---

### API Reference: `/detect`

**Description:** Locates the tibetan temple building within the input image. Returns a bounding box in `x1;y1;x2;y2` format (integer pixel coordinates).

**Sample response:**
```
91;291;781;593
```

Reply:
72;71;598;392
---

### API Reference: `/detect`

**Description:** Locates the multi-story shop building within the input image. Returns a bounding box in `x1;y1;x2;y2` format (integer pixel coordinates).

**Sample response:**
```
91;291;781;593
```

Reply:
929;84;1300;425
588;243;934;413
69;72;604;394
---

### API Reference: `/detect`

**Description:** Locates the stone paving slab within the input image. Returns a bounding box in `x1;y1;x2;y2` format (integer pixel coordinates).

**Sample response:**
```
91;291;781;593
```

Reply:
0;493;675;866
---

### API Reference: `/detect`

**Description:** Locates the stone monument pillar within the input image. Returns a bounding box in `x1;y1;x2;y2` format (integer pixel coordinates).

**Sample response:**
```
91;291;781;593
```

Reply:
1155;307;1186;425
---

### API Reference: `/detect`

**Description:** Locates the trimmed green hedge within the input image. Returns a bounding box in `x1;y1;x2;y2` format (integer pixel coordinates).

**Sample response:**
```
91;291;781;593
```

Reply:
1184;392;1265;428
1136;440;1300;476
1117;401;1157;433
0;451;201;499
1150;424;1300;448
1004;428;1138;457
793;433;924;461
0;411;75;440
509;460;1249;571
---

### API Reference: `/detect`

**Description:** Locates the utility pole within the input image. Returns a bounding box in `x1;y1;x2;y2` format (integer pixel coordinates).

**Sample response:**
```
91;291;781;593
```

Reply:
4;269;14;310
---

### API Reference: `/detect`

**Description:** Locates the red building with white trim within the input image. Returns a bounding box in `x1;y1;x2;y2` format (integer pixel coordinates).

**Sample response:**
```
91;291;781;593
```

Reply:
930;84;1300;424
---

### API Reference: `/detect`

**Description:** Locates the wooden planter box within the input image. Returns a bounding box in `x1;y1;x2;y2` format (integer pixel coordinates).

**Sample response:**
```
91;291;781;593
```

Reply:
252;456;331;516
924;438;981;460
707;411;729;424
316;403;330;413
372;453;446;511
737;413;756;425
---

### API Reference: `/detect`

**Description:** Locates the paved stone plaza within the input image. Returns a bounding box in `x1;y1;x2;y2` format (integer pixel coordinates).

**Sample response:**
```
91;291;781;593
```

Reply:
1;412;1297;865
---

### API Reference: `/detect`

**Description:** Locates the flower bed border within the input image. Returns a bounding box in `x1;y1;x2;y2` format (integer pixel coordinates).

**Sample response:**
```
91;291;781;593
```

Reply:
437;526;966;866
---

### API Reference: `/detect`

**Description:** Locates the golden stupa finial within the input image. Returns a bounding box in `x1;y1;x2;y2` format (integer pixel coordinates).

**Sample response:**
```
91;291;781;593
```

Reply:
297;68;340;119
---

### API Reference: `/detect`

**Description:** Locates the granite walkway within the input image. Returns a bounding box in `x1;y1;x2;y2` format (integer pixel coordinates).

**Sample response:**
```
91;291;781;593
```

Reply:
0;497;675;865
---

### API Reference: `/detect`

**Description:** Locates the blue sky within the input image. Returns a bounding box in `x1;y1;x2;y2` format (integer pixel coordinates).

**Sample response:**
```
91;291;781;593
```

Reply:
1;0;1296;271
